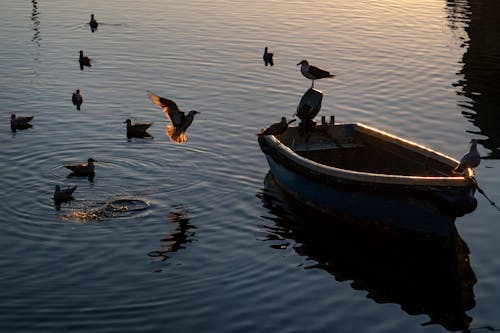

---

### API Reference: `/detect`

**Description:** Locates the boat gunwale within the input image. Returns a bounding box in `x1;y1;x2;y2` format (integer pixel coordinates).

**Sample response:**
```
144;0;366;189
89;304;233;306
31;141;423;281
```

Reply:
265;122;475;188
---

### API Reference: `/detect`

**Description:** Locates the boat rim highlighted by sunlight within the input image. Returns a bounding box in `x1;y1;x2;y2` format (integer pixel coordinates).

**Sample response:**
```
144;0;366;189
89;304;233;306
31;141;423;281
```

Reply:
258;120;478;239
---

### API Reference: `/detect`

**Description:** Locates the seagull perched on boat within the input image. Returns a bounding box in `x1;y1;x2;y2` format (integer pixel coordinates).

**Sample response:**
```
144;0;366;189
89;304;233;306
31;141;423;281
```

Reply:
72;89;83;110
79;50;91;70
11;114;34;131
53;185;77;202
148;92;200;143
124;118;153;138
89;14;98;32
65;158;96;177
297;60;335;88
263;47;274;66
257;117;296;137
453;139;481;174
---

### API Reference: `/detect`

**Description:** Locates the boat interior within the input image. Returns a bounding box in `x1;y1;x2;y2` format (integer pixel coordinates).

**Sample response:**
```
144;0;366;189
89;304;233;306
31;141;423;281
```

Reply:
276;123;456;177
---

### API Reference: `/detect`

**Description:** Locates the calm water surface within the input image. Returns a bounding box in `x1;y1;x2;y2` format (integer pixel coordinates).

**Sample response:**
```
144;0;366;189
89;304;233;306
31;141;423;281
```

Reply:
1;0;499;332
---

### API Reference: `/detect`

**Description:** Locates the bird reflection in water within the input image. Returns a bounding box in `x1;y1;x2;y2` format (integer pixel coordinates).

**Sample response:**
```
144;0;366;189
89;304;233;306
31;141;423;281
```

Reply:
257;172;477;332
148;205;196;269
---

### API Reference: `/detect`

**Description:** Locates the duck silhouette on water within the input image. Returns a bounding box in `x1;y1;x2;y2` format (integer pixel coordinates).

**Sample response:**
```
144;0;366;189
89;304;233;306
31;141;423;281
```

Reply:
53;185;77;209
263;47;274;66
65;158;96;180
89;14;98;32
72;89;83;110
79;50;91;70
148;92;200;143
11;114;34;132
124;118;153;139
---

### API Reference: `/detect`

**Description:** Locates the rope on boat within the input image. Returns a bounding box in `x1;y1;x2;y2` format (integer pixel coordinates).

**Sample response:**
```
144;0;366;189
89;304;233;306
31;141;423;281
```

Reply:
473;177;500;213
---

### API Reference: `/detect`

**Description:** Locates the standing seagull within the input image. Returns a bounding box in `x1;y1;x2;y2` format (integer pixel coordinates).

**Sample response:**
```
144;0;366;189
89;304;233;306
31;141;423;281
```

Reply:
257;117;296;137
148;92;200;143
11;114;34;131
297;60;335;87
89;14;98;32
453;139;481;174
79;50;91;70
72;89;83;110
263;47;274;66
124;118;153;138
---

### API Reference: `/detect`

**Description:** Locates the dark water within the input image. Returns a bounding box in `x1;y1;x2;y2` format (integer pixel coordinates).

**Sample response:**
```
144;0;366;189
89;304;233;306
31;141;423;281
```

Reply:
1;0;499;332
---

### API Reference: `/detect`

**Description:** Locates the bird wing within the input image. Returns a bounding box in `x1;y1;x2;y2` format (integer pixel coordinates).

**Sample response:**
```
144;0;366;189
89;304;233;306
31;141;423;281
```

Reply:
148;92;185;126
309;65;334;79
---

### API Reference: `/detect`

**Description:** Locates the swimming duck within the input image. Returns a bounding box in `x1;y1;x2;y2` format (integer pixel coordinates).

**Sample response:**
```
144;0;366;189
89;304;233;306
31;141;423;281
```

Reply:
297;60;335;88
89;14;98;32
148;92;200;143
263;47;274;66
257;117;296;137
53;185;77;201
124;118;153;138
72;89;83;110
65;158;96;177
79;50;91;70
453;139;481;174
11;114;34;131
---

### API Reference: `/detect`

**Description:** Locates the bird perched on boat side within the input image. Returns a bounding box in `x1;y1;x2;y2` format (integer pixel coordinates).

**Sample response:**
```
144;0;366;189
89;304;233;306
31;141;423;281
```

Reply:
89;14;98;32
124;118;153;138
297;60;335;88
453;139;481;174
10;114;34;131
53;185;77;202
79;50;91;70
257;117;296;137
65;157;96;178
263;47;274;66
72;89;83;110
148;92;200;143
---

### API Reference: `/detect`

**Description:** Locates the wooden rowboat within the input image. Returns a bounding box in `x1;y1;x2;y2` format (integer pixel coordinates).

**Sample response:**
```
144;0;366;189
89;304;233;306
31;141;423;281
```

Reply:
258;121;477;239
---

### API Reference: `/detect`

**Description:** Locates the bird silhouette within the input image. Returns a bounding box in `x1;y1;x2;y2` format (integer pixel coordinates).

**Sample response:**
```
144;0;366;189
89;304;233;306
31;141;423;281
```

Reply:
72;89;83;110
11;114;34;131
257;117;296;137
263;47;274;66
297;60;335;88
79;50;91;70
89;14;98;32
453;139;481;174
148;92;200;143
53;185;77;201
124;118;153;138
65;157;96;179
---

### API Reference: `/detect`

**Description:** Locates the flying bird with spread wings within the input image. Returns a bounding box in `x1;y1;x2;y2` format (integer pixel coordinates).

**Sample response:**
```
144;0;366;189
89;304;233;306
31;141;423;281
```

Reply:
148;92;200;143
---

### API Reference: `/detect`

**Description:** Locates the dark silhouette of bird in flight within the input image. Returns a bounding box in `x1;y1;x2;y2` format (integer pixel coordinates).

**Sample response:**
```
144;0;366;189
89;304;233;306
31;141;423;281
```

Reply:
11;114;34;131
124;118;153;138
89;14;98;32
72;89;83;110
453;139;481;174
257;117;296;137
148;92;200;143
297;60;335;88
263;47;274;66
79;50;91;70
65;158;96;179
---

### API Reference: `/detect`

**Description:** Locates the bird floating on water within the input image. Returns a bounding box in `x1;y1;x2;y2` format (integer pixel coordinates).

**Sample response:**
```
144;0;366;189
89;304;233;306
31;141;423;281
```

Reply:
65;158;96;178
11;114;34;131
53;185;77;202
263;47;274;66
148;92;200;143
124;118;153;138
89;14;98;32
297;60;335;88
453;139;481;174
257;117;296;137
79;50;91;70
72;89;83;110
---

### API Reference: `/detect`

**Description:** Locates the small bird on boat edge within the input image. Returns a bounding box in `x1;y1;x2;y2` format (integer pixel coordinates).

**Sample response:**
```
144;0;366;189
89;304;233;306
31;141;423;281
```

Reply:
257;117;296;137
453;139;481;174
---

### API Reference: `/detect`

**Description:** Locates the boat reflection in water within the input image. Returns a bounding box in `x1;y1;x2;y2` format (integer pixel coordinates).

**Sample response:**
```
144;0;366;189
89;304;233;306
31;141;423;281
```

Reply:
258;173;477;332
